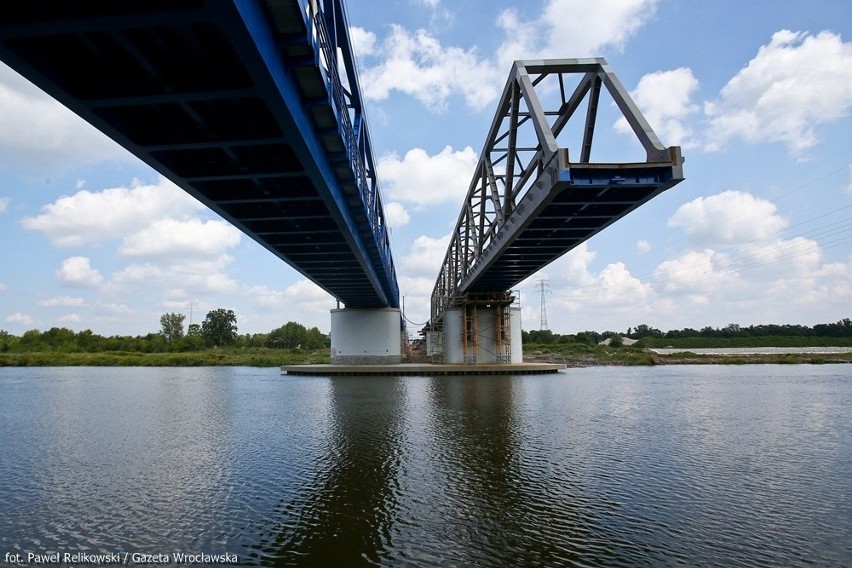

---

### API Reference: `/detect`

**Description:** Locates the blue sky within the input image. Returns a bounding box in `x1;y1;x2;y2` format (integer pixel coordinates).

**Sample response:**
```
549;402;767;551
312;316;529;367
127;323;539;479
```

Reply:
1;0;851;337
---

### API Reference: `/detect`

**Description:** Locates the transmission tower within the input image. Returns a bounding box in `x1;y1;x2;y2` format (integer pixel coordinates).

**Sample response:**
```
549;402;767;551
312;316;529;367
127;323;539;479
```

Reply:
186;300;198;326
534;279;551;330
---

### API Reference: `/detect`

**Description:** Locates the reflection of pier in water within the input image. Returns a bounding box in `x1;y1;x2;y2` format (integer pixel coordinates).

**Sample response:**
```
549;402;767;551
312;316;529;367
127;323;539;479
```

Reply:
248;375;627;565
249;376;405;565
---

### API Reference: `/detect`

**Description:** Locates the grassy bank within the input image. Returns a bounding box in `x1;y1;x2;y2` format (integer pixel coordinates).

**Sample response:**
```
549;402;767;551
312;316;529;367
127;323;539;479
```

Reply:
0;348;329;367
2;344;851;368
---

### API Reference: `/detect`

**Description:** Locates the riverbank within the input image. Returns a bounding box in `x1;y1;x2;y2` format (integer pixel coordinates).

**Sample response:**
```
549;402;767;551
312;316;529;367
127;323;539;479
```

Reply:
2;345;851;367
0;348;328;367
524;346;852;366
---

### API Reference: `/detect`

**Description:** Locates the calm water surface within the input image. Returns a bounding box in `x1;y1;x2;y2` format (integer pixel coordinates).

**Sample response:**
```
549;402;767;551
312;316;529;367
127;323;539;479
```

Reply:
0;365;849;566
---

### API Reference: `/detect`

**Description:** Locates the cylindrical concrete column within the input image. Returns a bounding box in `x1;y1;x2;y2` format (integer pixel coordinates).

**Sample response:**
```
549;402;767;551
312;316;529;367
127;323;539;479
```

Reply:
330;308;401;364
442;308;464;364
510;306;523;363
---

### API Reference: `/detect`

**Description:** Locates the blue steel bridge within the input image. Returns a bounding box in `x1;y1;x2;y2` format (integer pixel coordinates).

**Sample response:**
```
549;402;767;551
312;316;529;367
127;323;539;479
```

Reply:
0;0;399;309
0;1;684;346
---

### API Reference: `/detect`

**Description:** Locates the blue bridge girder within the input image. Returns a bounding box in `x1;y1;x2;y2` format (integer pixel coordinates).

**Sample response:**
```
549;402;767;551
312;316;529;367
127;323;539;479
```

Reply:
0;0;399;309
431;59;685;324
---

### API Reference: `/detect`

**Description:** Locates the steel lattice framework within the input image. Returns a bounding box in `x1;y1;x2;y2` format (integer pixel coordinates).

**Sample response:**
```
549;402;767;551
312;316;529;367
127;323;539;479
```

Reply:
430;58;684;324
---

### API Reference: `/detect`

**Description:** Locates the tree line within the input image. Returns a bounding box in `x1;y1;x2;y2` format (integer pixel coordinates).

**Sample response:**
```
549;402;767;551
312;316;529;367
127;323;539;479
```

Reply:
0;308;329;354
523;318;852;345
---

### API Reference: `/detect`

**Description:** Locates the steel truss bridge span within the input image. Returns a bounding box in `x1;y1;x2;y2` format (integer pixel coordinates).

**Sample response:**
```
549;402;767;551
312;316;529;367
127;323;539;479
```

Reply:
0;0;399;309
430;59;685;324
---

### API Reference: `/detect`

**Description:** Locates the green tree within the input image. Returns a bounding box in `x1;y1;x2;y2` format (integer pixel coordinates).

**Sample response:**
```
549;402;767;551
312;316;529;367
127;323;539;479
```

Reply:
304;326;329;349
267;321;307;349
187;323;201;337
201;308;238;346
159;312;186;343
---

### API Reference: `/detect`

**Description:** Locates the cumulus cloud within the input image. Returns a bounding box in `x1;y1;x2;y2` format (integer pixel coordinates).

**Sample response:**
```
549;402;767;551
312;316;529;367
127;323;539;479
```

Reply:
668;190;787;247
5;312;35;326
737;236;822;279
57;313;82;324
0;63;130;172
357;0;659;113
383;201;411;228
379;145;477;207
21;178;201;247
636;240;652;254
119;218;241;259
402;234;451;277
498;0;660;69
615;67;699;147
248;279;330;308
109;257;238;295
359;25;501;111
57;256;103;288
703;30;852;156
350;26;378;58
653;249;738;295
242;280;333;331
38;296;88;308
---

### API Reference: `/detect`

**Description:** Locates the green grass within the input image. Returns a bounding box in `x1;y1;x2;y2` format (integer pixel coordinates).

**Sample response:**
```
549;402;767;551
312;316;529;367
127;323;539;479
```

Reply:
0;348;330;367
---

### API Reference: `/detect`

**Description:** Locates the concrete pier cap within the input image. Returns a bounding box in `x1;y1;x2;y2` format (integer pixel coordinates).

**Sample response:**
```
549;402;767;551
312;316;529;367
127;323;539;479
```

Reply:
330;307;402;365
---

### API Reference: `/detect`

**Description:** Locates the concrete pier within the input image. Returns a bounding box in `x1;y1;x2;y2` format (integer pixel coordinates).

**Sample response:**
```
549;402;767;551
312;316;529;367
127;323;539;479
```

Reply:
282;362;566;376
330;307;402;364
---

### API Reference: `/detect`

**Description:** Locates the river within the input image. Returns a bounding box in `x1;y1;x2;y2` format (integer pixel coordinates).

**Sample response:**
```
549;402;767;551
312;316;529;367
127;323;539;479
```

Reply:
0;365;849;566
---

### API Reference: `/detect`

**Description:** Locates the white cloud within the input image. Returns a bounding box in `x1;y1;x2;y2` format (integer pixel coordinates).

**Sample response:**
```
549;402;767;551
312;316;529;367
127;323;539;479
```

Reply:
737;236;822;279
357;0;660;113
653;249;738;295
57;313;82;324
38;296;88;308
109;257;238;295
497;0;660;69
247;280;329;309
0;63;130;172
119;218;241;258
402;234;451;277
241;280;333;331
57;256;103;288
636;240;652;254
350;26;378;58
383;201;411;228
668;190;787;247
379;145;477;207
21;177;201;247
558;243;597;287
0;282;7;292
615;67;699;147
5;312;35;326
360;25;501;111
0;197;8;213
703;30;852;156
95;302;137;317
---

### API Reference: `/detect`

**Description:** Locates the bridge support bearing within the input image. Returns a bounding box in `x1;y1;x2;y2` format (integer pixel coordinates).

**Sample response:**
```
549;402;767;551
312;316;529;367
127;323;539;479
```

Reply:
441;295;522;364
330;308;402;365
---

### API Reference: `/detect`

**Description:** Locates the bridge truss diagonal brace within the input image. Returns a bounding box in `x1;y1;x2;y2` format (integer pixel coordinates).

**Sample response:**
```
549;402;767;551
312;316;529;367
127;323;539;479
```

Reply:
430;58;685;324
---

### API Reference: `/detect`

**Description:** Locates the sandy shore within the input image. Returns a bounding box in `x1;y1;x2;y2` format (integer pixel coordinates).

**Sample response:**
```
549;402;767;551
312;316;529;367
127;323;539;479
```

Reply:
650;347;852;355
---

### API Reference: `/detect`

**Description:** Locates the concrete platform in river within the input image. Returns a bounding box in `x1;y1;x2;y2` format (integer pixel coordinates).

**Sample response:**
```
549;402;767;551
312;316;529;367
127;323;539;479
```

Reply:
281;363;566;376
